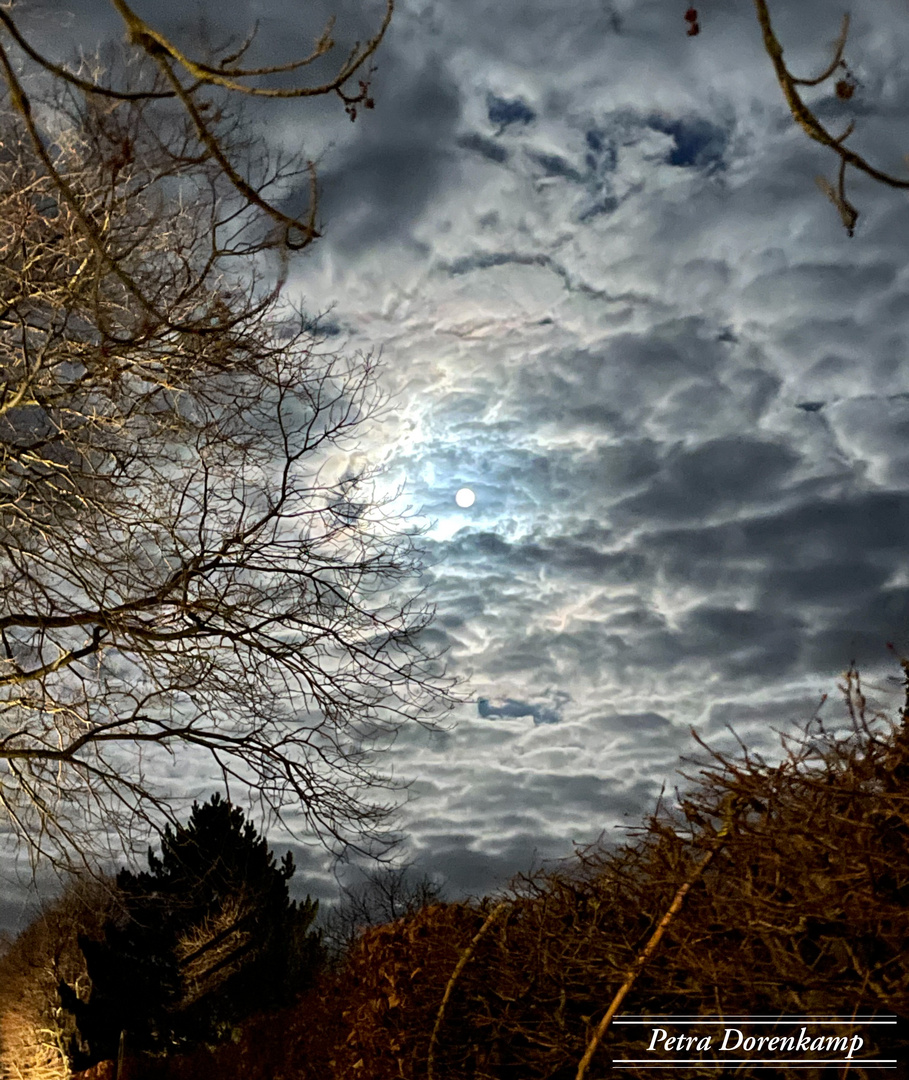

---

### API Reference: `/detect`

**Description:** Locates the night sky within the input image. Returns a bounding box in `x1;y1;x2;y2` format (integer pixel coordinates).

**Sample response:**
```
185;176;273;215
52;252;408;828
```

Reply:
5;0;909;926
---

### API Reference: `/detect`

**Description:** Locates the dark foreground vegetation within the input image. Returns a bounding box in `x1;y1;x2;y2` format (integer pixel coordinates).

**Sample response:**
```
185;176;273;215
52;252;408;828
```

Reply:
1;665;907;1080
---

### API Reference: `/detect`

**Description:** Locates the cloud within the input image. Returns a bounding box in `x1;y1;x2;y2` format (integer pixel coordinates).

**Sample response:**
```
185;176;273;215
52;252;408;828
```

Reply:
525;149;585;183
457;132;511;164
645;113;729;170
612;436;803;524
220;0;909;929
292;51;464;257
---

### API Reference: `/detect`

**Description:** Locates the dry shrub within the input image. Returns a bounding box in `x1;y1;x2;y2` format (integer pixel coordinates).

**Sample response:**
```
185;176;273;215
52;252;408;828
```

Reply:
291;669;909;1079
0;877;120;1080
613;666;909;1076
70;1064;115;1080
320;901;492;1080
0;1030;69;1080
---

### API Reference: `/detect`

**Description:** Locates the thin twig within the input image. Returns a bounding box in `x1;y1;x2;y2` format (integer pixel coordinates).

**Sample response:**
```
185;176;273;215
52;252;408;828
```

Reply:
753;0;909;235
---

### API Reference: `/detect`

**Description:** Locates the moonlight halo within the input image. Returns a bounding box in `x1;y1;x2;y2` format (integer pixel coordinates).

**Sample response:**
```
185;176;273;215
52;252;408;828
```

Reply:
455;487;476;508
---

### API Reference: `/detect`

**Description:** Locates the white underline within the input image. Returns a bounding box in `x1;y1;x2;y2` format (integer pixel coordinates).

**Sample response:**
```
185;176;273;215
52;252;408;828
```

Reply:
615;1020;895;1025
613;1061;898;1066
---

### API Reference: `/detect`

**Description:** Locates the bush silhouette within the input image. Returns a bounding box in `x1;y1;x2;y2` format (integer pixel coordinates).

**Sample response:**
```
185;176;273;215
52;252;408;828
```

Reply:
61;794;324;1069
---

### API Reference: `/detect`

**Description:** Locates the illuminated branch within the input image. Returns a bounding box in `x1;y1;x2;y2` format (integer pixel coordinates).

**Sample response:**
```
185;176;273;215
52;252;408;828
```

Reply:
575;793;743;1080
427;901;509;1080
0;3;456;872
0;0;393;270
754;0;909;235
109;0;393;99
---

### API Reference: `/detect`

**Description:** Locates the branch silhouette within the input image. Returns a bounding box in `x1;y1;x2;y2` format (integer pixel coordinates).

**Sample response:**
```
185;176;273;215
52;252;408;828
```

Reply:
753;0;909;235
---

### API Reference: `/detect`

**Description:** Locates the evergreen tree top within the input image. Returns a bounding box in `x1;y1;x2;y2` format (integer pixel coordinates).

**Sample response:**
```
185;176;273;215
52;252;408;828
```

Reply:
117;793;297;922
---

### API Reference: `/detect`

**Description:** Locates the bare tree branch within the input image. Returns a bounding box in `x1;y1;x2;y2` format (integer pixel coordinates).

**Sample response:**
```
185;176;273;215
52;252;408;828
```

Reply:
754;0;909;235
0;5;458;872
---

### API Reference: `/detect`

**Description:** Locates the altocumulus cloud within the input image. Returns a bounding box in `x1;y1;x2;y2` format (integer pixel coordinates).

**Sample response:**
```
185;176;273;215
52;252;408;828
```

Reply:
281;0;909;905
11;0;909;922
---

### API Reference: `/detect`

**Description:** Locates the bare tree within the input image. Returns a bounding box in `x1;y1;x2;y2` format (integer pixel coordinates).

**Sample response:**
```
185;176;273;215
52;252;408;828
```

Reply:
321;863;445;959
0;0;391;257
0;1;455;871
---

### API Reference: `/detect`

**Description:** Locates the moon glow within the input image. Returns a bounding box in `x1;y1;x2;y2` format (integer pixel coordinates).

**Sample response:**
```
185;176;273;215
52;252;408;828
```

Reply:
455;487;476;508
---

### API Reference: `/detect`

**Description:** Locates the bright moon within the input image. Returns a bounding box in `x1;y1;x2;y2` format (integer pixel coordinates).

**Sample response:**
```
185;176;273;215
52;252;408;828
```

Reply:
455;487;476;508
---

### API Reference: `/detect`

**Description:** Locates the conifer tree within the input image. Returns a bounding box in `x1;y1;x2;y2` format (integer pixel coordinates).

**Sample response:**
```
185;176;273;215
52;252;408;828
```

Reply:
60;794;324;1066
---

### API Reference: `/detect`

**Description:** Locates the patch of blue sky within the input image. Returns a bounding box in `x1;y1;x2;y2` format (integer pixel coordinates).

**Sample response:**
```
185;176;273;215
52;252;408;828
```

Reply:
645;113;729;171
486;93;537;132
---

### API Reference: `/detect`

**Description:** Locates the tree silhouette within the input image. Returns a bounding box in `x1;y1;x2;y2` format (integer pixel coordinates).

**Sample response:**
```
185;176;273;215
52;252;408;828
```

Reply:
60;794;325;1067
0;0;455;870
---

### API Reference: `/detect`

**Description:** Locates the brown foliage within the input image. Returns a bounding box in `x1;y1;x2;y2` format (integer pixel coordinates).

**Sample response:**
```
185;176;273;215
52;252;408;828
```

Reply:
71;1065;115;1080
324;901;490;1079
289;668;909;1080
0;877;121;1080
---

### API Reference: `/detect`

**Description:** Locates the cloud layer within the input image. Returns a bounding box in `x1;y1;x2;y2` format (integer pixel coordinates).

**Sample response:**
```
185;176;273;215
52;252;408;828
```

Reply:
5;0;909;922
283;0;909;900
